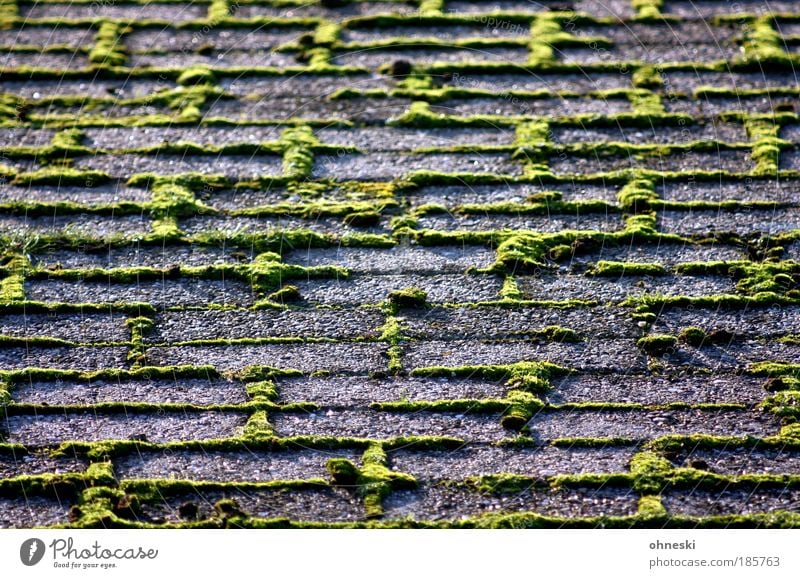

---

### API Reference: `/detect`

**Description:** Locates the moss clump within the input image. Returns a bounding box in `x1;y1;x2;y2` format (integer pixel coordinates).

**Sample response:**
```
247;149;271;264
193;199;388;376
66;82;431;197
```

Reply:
327;444;416;519
126;316;154;365
632;65;663;89
280;126;318;180
630;451;673;494
678;326;707;347
637;495;667;519
343;211;381;228
243;410;275;440
637;334;678;356
88;22;127;67
539;325;581;343
741;16;788;64
494;233;549;272
177;66;217;87
267;285;302;304
617;177;658;213
760;391;800;419
588;261;667;277
388;287;427;310
500;390;544;431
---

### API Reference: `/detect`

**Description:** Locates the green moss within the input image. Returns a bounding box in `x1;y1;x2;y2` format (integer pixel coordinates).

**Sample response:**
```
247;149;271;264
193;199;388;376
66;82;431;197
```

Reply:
243;410;275;440
327;444;416;519
280;125;318;180
371;398;511;413
678;326;707;347
387;286;427;310
0;271;24;303
11;168;111;187
528;14;564;66
467;473;545;495
245;380;278;402
538;325;581;343
176;66;217;86
637;334;678;356
617;177;658;212
248;251;347;298
494;232;549;271
88;21;127;67
632;65;663;89
629;90;665;116
500;390;544;430
588;260;667;277
411;361;568;396
0;0;18;20
343;210;381;228
126;316;154;365
637;495;667;519
746;118;783;175
266;284;302;304
630;451;673;493
741;16;788;65
760;391;800;419
515;120;550;147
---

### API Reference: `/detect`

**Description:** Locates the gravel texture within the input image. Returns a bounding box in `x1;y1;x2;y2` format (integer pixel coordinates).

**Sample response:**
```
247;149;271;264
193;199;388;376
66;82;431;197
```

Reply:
0;346;129;371
406;182;621;206
125;28;312;52
551;122;746;145
547;372;767;405
272;409;510;442
433;97;632;117
82;126;284;149
0;214;150;239
33;244;254;270
314;126;516;151
277;375;507;406
405;339;648;372
144;343;388;373
0;452;86;479
0;497;73;528
3;0;799;529
417;212;625;233
0;183;151;204
527;409;781;442
138;487;364;524
0;313;129;342
293;273;504;305
670;448;800;476
332;47;531;68
550;150;754;175
517;273;736;303
74;154;284;180
663;489;800;517
148;308;384;342
204;97;411;124
4;411;248;445
12;377;248;406
313;152;523;180
383;484;638;521
562;242;745;270
387;445;636;480
659;179;800;203
26;278;256;308
115;449;362;482
402;305;639;339
658;208;800;236
284;245;495;274
652;306;800;338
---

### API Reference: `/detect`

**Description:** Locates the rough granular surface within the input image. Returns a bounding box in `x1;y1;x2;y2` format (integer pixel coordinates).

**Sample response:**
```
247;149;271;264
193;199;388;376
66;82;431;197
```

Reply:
1;0;800;530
